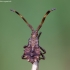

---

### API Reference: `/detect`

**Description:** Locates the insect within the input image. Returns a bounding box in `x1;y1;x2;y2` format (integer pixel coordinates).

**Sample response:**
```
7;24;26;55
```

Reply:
22;32;45;63
10;8;55;64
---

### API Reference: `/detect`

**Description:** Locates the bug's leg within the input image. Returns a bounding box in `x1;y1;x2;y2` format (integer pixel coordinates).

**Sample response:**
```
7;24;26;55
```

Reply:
22;55;26;59
39;52;45;60
23;45;28;48
22;54;28;59
22;55;30;62
40;46;46;54
38;32;42;39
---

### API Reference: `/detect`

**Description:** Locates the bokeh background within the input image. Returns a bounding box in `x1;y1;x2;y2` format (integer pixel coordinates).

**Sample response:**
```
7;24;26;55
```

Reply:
0;0;70;70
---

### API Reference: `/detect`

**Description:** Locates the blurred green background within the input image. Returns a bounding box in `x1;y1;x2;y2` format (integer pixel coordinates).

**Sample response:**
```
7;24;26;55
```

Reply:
0;0;70;70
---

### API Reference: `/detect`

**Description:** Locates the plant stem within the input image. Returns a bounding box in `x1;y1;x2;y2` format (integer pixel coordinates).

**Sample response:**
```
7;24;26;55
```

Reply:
31;61;39;70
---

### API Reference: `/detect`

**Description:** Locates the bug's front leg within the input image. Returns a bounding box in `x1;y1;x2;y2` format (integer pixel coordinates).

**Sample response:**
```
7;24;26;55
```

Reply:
38;32;46;54
40;46;46;54
23;45;28;48
38;32;42;39
23;44;30;48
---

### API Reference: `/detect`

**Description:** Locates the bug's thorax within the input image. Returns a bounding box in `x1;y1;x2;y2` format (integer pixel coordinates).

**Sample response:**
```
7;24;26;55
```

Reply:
31;38;38;47
29;30;39;48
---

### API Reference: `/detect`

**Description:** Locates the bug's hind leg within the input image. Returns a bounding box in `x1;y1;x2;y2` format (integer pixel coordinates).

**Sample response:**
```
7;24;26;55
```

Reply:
21;53;28;59
39;52;45;60
40;46;46;54
21;54;26;59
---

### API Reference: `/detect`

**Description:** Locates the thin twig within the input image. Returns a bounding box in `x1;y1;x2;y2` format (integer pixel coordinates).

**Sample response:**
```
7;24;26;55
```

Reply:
31;61;39;70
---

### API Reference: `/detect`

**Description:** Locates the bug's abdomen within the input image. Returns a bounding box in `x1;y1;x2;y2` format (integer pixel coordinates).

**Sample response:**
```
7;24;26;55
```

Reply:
23;47;40;64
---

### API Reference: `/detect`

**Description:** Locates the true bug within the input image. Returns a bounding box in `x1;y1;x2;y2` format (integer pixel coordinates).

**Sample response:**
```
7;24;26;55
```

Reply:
10;8;55;63
22;32;45;63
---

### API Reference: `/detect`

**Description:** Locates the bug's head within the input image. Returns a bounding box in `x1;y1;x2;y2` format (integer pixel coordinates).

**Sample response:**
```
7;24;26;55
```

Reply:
31;30;38;38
